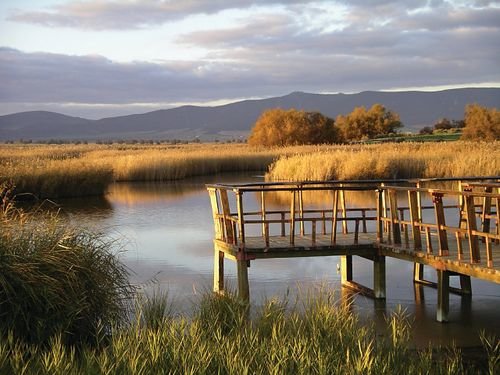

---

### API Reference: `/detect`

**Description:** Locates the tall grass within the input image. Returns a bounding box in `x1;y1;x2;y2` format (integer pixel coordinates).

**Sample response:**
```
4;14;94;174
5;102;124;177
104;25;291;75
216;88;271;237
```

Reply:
266;141;500;181
0;288;496;374
1;142;498;198
0;185;133;346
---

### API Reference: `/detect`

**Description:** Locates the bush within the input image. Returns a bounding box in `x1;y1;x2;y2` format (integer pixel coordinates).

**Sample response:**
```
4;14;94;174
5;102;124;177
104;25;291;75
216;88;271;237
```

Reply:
461;104;500;141
248;108;338;146
0;185;133;346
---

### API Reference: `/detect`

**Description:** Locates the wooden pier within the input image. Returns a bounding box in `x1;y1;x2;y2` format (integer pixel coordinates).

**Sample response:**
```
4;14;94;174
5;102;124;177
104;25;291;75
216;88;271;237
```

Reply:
206;177;500;322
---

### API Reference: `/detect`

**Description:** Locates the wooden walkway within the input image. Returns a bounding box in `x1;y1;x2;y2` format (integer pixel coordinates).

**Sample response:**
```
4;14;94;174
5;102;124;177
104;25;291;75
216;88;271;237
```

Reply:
207;177;500;322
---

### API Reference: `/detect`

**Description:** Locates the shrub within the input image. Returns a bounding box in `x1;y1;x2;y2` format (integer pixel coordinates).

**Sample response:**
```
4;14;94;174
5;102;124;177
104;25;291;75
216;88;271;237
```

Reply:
0;186;133;346
248;108;338;146
461;104;500;141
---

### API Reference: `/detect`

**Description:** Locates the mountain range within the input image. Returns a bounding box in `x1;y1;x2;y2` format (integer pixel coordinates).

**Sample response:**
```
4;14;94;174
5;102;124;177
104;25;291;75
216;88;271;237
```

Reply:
1;88;499;141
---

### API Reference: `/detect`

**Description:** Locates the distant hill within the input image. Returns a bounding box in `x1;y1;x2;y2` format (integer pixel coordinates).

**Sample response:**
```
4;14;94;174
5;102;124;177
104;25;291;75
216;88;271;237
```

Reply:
1;88;499;141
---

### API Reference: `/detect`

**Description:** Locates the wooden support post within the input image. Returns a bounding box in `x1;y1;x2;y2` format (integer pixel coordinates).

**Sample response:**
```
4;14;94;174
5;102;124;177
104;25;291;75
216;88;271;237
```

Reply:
486;239;493;268
322;211;326;235
436;270;450;322
408;190;422;250
381;183;388;232
290;191;296;245
280;212;286;237
236;259;250;302
311;219;316;246
213;249;224;293
373;255;386;299
340;185;348;234
459;275;472;295
389;189;402;245
496;194;500;244
432;193;449;256
235;191;245;245
299;188;305;236
341;255;353;284
376;189;384;243
362;210;367;233
331;190;339;245
464;194;480;263
413;263;424;282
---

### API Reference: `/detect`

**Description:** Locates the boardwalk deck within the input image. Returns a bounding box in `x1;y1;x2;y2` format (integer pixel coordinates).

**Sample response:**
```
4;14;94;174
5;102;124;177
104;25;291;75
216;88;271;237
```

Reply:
207;177;500;322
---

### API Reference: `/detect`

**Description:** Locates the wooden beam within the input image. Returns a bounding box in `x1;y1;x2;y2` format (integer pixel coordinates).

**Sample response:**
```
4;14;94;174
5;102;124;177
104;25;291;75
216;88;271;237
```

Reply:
388;189;402;245
341;255;353;284
408;190;422;250
464;194;480;263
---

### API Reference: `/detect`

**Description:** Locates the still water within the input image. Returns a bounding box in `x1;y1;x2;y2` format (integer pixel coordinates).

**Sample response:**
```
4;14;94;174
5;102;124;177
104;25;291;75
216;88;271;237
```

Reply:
58;174;499;348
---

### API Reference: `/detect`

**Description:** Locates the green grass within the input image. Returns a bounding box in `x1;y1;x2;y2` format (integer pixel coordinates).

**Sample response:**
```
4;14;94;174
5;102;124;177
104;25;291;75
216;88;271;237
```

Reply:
0;289;497;374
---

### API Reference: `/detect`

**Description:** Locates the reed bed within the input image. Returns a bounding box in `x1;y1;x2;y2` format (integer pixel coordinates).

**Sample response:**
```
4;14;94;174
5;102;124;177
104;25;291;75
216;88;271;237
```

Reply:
0;187;133;346
0;289;498;374
266;141;500;181
1;142;498;198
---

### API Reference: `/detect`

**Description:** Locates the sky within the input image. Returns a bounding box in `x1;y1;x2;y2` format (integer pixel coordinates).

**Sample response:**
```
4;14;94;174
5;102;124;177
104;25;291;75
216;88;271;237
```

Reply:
0;0;499;119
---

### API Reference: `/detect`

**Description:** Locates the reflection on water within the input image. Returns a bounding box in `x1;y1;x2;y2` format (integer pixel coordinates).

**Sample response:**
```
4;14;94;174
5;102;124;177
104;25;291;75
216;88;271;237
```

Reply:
56;175;499;348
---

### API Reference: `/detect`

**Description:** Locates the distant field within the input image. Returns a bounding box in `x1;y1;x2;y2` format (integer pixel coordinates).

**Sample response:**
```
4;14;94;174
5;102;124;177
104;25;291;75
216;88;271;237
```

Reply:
1;141;498;198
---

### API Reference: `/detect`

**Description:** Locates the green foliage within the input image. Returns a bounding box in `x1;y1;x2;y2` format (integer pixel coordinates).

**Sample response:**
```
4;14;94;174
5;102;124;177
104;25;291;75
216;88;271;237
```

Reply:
336;104;402;142
0;187;133;346
248;108;338;146
461;104;500;141
0;289;494;374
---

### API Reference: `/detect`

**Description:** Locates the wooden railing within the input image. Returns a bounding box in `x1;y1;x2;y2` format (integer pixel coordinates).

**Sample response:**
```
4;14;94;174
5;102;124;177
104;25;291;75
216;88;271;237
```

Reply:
207;177;499;267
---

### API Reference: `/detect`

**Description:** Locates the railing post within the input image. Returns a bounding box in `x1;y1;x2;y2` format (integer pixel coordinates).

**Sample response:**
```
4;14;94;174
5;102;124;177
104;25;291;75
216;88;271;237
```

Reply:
235;190;245;246
290;190;296;245
340;185;348;234
208;188;223;240
331;189;339;245
376;188;384;243
432;192;449;256
221;189;235;243
261;189;266;237
464;194;480;263
408;190;422;250
388;189;401;245
299;187;305;236
481;186;492;237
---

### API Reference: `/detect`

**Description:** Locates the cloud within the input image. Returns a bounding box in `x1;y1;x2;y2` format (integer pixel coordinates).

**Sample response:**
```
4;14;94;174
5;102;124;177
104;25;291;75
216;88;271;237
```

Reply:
7;0;314;30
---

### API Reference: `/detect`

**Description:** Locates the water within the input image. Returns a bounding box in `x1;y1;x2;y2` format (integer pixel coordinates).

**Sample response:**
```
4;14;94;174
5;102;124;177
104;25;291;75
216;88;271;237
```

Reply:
58;174;500;348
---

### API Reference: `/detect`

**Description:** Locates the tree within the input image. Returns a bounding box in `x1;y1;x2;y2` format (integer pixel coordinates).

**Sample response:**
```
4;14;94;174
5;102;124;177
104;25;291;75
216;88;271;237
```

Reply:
247;108;338;146
433;118;452;130
335;104;402;142
461;104;500;141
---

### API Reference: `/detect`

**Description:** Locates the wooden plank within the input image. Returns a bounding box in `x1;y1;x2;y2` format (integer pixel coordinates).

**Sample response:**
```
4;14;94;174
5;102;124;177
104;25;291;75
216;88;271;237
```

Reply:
341;255;352;284
237;259;250;302
376;189;384;243
373;255;386;299
299;188;305;236
235;191;245;245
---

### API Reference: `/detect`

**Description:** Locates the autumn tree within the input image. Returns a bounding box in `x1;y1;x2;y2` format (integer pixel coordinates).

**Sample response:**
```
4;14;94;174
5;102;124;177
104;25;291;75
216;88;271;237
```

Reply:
335;104;402;142
247;108;338;146
461;104;500;141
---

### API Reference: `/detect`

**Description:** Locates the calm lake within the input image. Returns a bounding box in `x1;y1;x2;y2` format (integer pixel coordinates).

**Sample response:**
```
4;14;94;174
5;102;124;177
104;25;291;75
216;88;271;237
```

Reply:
58;174;499;348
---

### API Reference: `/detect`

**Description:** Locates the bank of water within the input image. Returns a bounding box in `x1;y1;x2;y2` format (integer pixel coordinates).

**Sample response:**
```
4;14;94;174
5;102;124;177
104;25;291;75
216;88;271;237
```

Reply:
58;174;500;348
